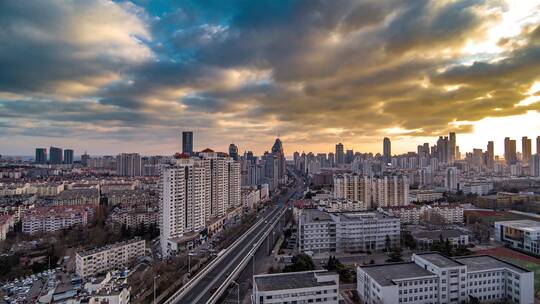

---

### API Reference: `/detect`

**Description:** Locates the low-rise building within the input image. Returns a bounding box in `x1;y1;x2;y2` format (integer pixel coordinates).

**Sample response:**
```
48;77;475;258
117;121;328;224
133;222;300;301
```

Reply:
459;181;494;196
22;205;94;234
494;220;540;255
53;188;100;206
412;229;469;250
253;270;339;304
357;252;534;304
109;206;158;229
241;186;261;209
298;209;400;253
76;238;145;278
410;189;444;202
386;204;464;225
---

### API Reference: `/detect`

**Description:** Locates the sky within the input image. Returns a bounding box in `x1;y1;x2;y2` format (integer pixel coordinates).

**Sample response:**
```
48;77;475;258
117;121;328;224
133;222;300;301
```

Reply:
1;0;540;157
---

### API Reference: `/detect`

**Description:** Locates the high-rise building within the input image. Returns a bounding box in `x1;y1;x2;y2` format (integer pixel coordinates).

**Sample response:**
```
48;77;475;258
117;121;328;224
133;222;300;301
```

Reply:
49;147;63;164
445;167;458;191
159;151;240;256
448;132;456;163
182;131;194;155
532;154;540;177
328;152;335;167
487;141;494;169
504;137;517;165
345;149;354;164
436;136;448;163
336;143;344;165
333;173;372;208
372;175;409;208
271;138;286;181
63;149;74;165
116;153;141;176
522;136;532;163
383;137;391;164
537;136;540;154
228;143;239;161
35;148;47;164
159;156;209;254
81;151;90;167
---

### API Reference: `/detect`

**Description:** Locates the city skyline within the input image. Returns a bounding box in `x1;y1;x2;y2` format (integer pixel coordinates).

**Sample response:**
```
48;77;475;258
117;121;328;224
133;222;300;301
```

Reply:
1;1;540;155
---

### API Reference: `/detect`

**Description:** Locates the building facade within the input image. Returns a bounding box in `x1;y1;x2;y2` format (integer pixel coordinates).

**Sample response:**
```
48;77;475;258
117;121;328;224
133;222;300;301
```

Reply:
253;271;339;304
298;209;400;253
76;238;145;278
357;252;534;304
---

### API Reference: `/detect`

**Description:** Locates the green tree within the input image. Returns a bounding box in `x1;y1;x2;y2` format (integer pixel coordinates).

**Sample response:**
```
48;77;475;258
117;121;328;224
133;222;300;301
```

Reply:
386;246;403;263
384;235;391;252
283;254;315;272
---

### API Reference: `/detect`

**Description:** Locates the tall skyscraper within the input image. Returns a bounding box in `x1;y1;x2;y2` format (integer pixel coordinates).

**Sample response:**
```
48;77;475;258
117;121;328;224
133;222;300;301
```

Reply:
228;143;239;161
63;149;74;165
271;138;286;181
182;131;194;155
504;137;517;165
522;136;532;163
49;147;63;164
383;138;391;164
487;141;494;169
537;136;540;155
116;153;141;176
336;143;344;165
448;132;456;163
436;136;449;163
35;148;47;164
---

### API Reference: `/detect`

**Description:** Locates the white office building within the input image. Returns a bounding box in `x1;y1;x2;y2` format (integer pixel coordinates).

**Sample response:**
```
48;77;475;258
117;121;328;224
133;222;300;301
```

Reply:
298;209;400;253
357;252;534;304
253;270;339;304
76;238;145;278
495;220;540;256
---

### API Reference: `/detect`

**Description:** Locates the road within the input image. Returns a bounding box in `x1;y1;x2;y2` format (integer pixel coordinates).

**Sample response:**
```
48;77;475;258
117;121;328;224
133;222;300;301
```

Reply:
168;169;303;304
217;168;306;303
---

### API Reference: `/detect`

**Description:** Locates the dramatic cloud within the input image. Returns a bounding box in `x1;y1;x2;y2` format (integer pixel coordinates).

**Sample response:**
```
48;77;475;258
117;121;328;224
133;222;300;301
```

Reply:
1;0;540;155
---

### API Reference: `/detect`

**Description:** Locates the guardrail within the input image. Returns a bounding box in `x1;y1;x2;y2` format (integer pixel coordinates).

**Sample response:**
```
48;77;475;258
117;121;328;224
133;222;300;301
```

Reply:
162;208;279;304
205;208;286;304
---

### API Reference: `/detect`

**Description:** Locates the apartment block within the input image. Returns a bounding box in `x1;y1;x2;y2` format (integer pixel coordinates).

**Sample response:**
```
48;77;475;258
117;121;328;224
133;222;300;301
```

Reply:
494;220;540;255
159;151;241;256
333;173;409;208
253;270;339;304
298;209;400;254
22;205;93;234
386;204;464;225
76;238;145;278
357;252;534;304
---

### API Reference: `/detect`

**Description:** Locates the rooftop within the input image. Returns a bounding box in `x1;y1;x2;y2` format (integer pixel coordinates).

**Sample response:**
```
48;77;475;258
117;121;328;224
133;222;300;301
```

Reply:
495;220;540;231
412;229;467;240
254;271;338;291
415;252;463;268
360;262;436;286
455;255;530;274
77;238;144;257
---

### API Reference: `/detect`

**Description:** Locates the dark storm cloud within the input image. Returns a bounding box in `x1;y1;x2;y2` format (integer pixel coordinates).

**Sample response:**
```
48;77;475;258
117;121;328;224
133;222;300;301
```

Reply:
1;0;539;150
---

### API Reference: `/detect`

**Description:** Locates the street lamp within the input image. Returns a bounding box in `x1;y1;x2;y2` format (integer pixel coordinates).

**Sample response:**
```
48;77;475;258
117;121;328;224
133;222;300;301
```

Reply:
188;251;195;274
231;281;240;304
153;274;160;304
